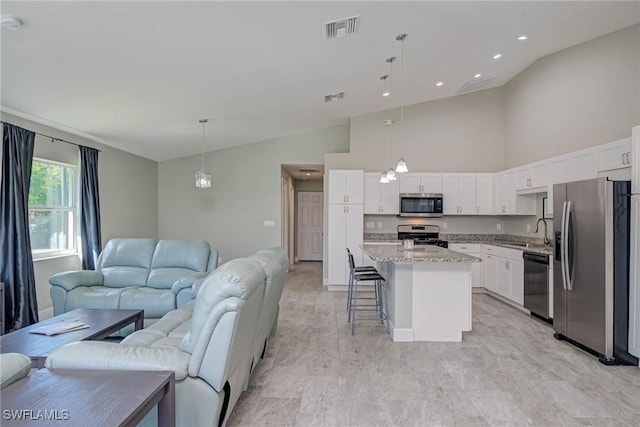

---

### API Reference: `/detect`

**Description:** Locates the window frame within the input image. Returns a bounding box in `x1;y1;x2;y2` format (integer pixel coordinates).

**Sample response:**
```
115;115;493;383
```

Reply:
28;157;80;260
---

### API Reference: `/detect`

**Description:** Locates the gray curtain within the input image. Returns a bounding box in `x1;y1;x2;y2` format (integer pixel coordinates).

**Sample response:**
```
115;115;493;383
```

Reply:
79;146;102;270
0;123;38;331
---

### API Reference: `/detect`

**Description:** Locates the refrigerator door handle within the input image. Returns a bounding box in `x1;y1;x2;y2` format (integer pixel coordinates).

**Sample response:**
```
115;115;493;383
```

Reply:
565;201;573;291
560;200;568;290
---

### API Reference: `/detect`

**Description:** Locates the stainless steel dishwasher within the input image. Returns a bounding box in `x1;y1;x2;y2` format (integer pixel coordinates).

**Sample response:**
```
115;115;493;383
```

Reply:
523;252;550;321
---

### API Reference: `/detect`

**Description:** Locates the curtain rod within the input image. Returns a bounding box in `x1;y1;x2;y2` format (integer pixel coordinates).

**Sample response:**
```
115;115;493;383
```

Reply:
1;120;102;152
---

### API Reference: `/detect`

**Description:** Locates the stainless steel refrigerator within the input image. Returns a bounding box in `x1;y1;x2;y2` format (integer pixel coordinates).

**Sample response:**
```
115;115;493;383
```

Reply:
553;177;638;365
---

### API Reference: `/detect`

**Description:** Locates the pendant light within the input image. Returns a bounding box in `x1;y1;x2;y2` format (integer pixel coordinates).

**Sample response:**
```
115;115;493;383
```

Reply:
195;118;211;189
395;34;409;174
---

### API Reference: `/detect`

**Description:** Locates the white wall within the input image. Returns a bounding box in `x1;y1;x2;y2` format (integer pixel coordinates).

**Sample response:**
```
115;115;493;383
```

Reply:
504;24;640;168
158;124;348;263
0;112;159;317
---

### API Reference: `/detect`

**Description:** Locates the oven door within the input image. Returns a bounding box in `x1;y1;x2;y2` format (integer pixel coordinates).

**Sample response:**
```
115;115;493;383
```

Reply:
399;193;443;217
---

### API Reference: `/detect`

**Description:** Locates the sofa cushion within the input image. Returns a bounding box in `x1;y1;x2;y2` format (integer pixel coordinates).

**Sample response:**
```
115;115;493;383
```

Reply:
146;240;211;289
98;239;157;288
0;353;32;389
66;286;129;311
147;269;205;290
119;288;175;318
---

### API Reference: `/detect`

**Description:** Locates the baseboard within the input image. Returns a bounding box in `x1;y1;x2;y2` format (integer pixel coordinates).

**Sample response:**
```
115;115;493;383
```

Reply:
391;324;414;342
472;287;487;294
483;289;530;314
39;307;54;320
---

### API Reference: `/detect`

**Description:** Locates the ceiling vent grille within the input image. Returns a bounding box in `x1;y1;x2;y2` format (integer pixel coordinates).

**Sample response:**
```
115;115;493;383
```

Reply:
456;78;496;95
325;16;359;39
298;168;320;173
324;92;345;103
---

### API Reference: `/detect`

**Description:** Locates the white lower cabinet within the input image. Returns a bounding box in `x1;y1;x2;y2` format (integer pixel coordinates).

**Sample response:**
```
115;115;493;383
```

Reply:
449;244;483;287
483;245;524;306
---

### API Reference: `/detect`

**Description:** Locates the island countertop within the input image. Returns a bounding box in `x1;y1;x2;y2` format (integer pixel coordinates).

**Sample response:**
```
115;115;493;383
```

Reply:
361;243;482;263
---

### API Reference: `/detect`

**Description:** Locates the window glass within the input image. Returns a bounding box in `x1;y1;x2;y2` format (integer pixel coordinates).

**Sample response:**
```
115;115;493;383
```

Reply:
28;159;77;257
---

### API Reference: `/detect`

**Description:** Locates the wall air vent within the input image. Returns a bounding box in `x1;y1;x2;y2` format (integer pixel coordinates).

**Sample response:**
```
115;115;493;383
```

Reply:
324;92;345;103
456;78;496;95
325;16;359;39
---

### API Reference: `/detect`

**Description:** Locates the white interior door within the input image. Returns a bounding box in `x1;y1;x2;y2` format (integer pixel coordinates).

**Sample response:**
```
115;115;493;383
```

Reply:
297;192;323;261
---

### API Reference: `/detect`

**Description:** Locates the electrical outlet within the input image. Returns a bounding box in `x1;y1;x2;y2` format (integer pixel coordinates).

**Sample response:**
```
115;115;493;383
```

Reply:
496;223;502;231
526;224;531;232
442;222;448;229
263;220;275;227
377;222;383;229
365;221;375;229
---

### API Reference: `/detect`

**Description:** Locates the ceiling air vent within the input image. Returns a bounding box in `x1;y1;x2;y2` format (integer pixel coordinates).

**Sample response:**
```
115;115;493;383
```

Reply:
324;92;345;103
298;168;320;174
325;16;359;39
456;78;496;95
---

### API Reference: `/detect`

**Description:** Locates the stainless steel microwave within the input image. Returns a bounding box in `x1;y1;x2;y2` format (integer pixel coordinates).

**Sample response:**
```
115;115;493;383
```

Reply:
399;193;443;217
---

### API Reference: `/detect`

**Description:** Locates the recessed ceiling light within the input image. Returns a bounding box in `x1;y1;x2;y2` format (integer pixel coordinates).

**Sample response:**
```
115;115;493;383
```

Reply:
1;16;22;30
435;81;444;87
493;53;502;60
474;73;482;79
305;173;311;176
518;35;528;41
382;91;390;97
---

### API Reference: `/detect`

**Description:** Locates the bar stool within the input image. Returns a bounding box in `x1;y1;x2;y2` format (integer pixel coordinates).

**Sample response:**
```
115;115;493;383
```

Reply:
345;248;377;314
346;250;389;335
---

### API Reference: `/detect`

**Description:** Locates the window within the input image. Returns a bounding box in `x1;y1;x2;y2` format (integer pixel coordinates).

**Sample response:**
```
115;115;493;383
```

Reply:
28;159;78;258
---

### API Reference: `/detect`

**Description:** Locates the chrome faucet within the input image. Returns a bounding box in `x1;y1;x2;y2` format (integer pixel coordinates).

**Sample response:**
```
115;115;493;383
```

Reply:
534;218;551;245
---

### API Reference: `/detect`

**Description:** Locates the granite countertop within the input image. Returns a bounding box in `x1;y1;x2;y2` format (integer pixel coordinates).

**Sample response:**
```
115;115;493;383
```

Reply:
361;243;482;263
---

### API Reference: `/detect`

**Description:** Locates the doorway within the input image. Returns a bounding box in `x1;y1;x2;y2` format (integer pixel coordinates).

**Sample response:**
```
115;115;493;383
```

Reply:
297;191;323;261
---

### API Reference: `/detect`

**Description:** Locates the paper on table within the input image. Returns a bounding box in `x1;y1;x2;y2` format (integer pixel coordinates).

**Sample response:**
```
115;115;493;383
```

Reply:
28;321;89;336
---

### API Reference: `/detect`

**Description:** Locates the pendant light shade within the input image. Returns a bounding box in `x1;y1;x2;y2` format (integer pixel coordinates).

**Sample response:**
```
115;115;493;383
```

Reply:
195;119;212;189
386;168;397;181
379;170;389;184
395;158;408;173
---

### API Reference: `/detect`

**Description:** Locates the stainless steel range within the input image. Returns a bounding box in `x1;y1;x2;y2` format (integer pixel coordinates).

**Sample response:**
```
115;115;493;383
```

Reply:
397;225;448;248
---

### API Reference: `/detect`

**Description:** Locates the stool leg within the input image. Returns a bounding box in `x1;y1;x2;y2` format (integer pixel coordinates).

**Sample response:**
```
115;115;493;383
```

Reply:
347;270;353;323
381;282;389;334
351;277;357;335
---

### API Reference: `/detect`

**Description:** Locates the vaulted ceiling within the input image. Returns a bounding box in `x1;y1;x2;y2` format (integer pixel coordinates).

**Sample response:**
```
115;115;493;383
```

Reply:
2;1;638;161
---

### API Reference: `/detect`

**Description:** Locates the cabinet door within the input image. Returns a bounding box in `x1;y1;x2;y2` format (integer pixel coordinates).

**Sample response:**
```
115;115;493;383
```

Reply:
504;171;517;214
509;260;524;306
516;167;531;190
484;254;497;292
458;174;476;214
496;259;510;297
380;178;399;215
442;174;460;214
629;195;640;358
548;156;571;217
494;172;507;215
570;149;598;182
531;162;549;188
345;170;364;204
598;138;631;172
475;174;494;214
632;126;640;195
399;173;421;193
363;173;381;214
420;174;443;193
345;204;364;268
328;170;347;204
328;204;347;285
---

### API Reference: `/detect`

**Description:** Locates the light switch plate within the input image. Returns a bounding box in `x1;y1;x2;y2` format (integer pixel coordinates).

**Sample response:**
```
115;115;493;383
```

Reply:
496;223;502;231
263;220;275;227
365;222;375;229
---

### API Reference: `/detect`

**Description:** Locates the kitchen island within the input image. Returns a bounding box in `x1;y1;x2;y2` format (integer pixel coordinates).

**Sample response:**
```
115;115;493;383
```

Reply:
361;243;481;342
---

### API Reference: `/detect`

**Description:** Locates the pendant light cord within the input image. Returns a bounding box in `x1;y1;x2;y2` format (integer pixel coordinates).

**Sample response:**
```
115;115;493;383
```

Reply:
400;36;405;157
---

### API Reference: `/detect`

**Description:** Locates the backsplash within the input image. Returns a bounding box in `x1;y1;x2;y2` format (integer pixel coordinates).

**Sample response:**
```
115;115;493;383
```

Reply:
364;232;548;246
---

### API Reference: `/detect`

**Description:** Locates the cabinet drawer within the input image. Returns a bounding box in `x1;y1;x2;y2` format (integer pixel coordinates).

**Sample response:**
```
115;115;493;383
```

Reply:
449;243;482;252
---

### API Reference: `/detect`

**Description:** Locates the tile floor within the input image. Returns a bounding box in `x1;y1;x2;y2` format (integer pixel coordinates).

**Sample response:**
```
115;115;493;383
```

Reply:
226;262;640;427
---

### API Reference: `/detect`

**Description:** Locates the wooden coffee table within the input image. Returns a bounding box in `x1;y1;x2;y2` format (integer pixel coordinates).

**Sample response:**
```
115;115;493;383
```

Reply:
0;308;143;368
1;368;175;427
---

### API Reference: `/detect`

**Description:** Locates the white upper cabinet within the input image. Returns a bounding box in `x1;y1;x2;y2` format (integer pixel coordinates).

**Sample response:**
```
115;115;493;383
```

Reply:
475;174;494;214
569;148;598;182
328;170;363;205
399;173;442;193
363;173;399;215
632;126;639;194
443;173;476;215
598;137;632;172
547;155;571;217
516;162;548;190
494;172;508;215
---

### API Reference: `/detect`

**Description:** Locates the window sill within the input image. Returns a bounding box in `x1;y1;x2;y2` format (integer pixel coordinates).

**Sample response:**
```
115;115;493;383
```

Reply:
33;252;79;262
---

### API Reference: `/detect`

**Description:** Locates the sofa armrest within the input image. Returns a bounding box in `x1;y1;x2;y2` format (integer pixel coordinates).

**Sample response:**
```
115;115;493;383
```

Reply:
45;341;190;381
49;270;103;291
1;353;32;390
171;274;207;294
175;276;208;308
